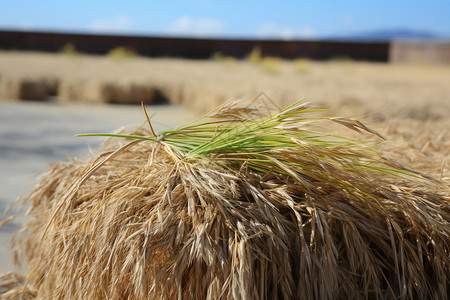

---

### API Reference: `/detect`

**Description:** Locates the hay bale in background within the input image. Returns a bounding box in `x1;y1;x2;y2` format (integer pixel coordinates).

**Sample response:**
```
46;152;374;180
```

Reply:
58;78;88;103
1;101;448;299
94;81;169;104
42;77;59;98
58;78;170;104
173;82;230;113
0;75;49;101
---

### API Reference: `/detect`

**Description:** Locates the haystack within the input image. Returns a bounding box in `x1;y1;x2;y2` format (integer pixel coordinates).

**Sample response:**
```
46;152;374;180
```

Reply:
1;100;449;299
58;78;169;104
0;75;51;101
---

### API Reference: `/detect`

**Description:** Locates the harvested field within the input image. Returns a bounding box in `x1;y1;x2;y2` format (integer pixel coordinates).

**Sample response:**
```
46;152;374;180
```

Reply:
0;51;449;119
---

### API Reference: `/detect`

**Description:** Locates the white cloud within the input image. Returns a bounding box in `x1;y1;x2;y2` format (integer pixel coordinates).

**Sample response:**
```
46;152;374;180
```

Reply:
89;15;132;33
298;26;316;38
257;22;295;40
167;16;225;36
257;22;317;40
18;22;34;30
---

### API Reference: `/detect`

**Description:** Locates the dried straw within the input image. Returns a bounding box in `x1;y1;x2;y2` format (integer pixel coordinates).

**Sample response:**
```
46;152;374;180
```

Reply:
0;75;51;101
1;100;449;299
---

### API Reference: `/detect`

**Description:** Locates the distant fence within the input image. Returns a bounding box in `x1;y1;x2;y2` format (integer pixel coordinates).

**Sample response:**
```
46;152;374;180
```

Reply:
389;41;450;64
1;30;449;64
0;30;389;61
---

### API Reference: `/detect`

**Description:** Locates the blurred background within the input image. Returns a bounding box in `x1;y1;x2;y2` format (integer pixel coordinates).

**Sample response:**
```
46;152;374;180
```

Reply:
0;0;449;273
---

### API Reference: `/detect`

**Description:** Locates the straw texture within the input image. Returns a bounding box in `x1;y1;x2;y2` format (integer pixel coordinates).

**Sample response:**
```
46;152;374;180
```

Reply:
1;101;449;299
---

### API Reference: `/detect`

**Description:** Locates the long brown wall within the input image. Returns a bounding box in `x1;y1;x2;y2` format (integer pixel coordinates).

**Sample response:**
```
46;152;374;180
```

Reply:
0;30;389;61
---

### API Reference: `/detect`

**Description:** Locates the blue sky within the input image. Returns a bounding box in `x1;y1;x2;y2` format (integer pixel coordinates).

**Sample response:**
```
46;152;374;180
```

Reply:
1;1;449;39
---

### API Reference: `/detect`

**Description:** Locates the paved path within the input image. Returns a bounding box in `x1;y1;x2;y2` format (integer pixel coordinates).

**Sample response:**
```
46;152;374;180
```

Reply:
0;101;197;273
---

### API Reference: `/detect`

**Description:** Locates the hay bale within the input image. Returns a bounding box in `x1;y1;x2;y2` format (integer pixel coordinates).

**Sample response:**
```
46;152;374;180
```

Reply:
57;78;86;102
0;75;49;101
42;77;59;97
58;79;170;104
176;82;227;113
88;80;118;103
94;81;167;104
59;78;110;103
161;82;184;105
1;101;449;299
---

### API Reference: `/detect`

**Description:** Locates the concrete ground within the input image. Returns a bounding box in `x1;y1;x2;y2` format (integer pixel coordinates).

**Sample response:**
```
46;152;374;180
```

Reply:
0;101;197;273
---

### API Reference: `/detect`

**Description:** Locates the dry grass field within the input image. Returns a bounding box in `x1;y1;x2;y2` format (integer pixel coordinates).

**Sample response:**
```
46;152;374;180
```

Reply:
0;50;448;180
0;51;449;117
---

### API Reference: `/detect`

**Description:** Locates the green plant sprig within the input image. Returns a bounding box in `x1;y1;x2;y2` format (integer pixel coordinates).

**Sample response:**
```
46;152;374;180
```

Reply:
77;99;432;185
